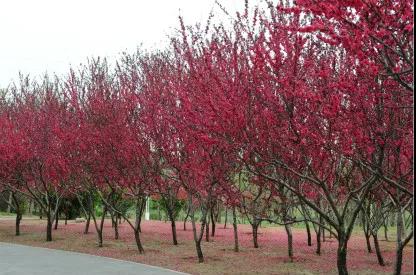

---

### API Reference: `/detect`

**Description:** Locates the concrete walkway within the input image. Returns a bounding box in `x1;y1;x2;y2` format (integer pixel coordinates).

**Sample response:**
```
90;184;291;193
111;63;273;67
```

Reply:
0;242;187;275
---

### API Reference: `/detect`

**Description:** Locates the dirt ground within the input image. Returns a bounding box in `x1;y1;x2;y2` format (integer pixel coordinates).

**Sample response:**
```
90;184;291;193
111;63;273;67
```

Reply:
0;218;413;274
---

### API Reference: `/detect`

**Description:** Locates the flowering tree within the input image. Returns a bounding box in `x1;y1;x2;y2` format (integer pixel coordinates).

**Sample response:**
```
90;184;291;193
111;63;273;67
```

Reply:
0;1;412;274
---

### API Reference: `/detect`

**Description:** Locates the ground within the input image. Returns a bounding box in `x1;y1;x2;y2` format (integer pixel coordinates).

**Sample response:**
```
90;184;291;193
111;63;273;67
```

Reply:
0;217;413;275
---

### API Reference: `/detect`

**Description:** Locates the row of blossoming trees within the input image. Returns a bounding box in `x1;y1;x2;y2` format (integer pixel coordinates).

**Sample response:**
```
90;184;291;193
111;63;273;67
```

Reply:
0;1;413;275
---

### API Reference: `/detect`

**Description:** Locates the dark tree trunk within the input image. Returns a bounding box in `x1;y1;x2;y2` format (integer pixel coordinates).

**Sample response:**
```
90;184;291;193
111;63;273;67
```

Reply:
132;196;145;253
96;204;107;247
284;223;294;262
205;211;210;242
372;233;385;266
383;222;388;241
316;226;321;255
211;209;216;237
393;207;408;275
282;199;294;261
135;198;146;233
134;229;145;253
65;214;68;225
165;205;178;245
337;235;348;275
114;217;119;240
190;207;205;263
362;211;372;253
171;219;178;245
394;244;404;275
195;239;204;263
252;223;259;248
232;207;239;252
97;229;103;247
365;233;372;253
305;221;312;246
224;208;228;229
110;212;119;240
54;211;59;230
46;214;53;242
15;213;22;236
188;195;208;263
11;194;23;236
84;213;91;234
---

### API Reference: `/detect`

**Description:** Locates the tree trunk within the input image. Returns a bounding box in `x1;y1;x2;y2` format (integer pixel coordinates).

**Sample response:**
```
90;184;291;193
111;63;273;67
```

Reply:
305;221;312;246
110;212;119;240
46;214;53;242
84;213;91;234
65;214;68;225
188;195;207;263
96;204;107;247
316;226;321;255
195;239;204;263
365;233;372;253
165;206;178;245
394;244;404;275
232;207;239;252
134;229;145;253
135;198;145;233
171;219;178;245
393;208;405;275
97;229;103;247
336;235;348;275
114;217;119;240
284;223;294;262
183;205;190;231
383;221;388;241
54;211;59;230
190;207;205;262
252;223;259;248
205;211;210;242
133;197;145;253
224;208;228;229
11;194;22;236
211;209;216;237
15;213;22;236
362;211;372;253
372;233;385;266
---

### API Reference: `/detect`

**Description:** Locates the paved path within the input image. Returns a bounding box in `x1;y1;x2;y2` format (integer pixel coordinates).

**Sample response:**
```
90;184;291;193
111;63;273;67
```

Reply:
0;242;187;275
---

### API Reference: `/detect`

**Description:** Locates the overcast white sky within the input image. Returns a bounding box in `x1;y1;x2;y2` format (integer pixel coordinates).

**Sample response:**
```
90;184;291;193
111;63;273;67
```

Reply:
0;0;246;88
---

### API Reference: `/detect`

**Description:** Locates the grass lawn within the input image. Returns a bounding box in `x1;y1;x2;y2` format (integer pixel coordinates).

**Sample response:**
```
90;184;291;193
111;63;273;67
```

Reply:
0;211;15;217
0;218;413;274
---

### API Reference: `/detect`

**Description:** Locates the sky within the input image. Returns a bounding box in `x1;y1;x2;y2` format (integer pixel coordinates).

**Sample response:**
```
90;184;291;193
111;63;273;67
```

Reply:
0;0;244;89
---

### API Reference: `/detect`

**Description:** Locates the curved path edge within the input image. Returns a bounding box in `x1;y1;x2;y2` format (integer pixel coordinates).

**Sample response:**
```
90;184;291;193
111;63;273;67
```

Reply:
0;242;189;275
